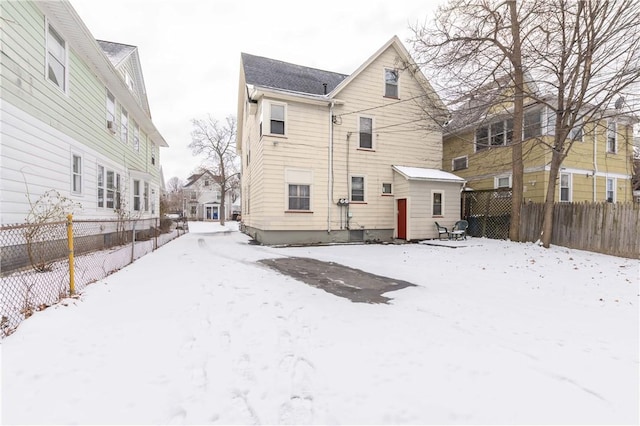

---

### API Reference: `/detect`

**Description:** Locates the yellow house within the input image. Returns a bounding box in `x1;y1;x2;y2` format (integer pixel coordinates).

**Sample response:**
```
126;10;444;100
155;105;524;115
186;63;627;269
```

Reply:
237;36;465;245
443;92;637;204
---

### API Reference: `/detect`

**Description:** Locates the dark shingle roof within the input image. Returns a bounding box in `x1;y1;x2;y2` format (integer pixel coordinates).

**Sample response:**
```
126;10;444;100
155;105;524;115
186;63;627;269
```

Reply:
241;53;348;95
97;40;136;67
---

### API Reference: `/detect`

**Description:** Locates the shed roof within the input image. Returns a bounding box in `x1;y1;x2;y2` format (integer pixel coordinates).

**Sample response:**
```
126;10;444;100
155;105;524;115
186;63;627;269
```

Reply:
393;165;465;183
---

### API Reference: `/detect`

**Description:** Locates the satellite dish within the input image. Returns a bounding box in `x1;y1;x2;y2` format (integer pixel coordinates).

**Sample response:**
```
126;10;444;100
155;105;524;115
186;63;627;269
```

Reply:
615;96;625;110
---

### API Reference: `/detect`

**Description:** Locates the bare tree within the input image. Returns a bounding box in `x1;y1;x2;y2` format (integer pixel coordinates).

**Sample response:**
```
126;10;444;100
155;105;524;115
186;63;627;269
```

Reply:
409;0;542;241
525;0;640;247
411;0;640;248
165;176;184;213
188;115;238;226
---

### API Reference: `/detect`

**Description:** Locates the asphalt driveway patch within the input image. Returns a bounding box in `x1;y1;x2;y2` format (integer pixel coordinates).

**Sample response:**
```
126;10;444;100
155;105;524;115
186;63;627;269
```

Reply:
259;257;416;304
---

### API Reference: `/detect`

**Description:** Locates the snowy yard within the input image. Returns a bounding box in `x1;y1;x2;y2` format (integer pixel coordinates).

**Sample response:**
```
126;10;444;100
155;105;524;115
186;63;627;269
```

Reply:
2;221;638;424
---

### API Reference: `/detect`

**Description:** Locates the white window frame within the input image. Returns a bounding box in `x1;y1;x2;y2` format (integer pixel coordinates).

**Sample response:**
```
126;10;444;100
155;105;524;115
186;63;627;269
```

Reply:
151;187;157;214
106;91;116;132
606;177;616;202
151;143;156;166
606;120;617;153
144;181;149;211
45;22;68;93
452;156;468;171
120;108;129;144
523;108;542;140
71;153;82;194
382;182;393;195
133;121;140;151
358;116;374;149
105;170;121;210
494;175;512;189
350;175;366;202
133;179;141;211
431;190;444;217
384;68;399;98
559;172;572;202
569;119;583;142
287;184;311;211
268;102;286;136
97;165;105;207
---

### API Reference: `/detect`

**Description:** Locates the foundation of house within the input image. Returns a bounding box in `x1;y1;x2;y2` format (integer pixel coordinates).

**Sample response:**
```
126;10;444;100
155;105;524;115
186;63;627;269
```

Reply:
242;226;394;246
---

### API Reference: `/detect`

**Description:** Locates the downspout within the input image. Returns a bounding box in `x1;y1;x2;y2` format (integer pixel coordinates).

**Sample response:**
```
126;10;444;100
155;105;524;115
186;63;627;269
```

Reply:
593;122;598;201
328;100;334;234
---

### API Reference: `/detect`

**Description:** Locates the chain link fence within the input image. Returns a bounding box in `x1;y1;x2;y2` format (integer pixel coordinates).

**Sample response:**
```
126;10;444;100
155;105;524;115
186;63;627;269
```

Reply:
462;189;512;239
0;216;188;337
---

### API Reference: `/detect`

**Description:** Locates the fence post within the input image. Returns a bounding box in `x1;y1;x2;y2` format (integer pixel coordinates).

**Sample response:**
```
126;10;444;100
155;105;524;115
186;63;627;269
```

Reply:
66;214;75;295
154;217;158;250
131;221;136;263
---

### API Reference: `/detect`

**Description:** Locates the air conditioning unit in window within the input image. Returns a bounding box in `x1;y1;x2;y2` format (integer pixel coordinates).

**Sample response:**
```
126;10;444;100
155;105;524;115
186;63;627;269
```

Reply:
106;120;116;133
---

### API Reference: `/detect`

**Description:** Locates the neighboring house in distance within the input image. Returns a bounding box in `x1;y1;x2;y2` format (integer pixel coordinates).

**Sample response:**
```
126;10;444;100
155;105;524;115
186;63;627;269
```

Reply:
443;80;638;204
237;36;464;245
183;170;234;221
0;0;168;225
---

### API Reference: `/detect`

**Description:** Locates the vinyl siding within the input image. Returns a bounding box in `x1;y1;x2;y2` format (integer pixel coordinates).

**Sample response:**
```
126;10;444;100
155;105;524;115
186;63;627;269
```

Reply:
0;1;161;223
443;112;634;202
240;42;451;238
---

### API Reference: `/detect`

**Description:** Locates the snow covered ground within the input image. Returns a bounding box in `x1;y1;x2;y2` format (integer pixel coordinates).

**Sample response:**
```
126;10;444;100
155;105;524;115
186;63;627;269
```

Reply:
2;221;638;424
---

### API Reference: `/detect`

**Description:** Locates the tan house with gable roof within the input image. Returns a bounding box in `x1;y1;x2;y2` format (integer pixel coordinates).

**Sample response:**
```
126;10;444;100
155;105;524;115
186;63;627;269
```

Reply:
237;36;465;244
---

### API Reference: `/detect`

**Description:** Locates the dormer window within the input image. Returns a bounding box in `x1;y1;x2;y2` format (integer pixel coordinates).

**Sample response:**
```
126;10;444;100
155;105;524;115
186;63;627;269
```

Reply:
384;68;399;98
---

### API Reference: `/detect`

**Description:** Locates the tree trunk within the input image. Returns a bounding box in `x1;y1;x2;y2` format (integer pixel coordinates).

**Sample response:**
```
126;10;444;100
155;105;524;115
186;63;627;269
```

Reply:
220;187;226;226
508;0;524;242
540;151;563;247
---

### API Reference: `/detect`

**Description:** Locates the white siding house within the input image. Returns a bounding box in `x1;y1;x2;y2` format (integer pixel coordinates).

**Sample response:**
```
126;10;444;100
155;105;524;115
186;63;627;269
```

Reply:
237;36;465;244
0;0;168;225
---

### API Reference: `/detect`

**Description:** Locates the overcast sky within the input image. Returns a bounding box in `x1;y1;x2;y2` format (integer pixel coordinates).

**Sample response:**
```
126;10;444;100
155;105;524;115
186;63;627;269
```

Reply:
69;0;441;182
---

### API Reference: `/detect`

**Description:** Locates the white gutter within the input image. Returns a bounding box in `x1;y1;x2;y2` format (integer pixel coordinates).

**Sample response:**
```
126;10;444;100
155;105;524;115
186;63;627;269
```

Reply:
328;101;335;233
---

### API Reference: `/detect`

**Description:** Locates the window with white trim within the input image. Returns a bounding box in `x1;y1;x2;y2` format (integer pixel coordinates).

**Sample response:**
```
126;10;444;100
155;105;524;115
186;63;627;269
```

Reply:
46;24;67;91
432;191;444;216
124;71;134;91
106;91;116;132
133;180;141;211
133;121;140;151
606;178;615;202
351;176;365;202
607;121;617;153
560;173;571;202
144;182;149;211
121;108;128;144
71;154;82;194
105;170;121;209
384;68;399;98
269;103;285;135
452;156;468;171
382;183;392;195
523;109;542;140
358;116;373;149
495;175;511;189
97;165;105;207
569;119;583;141
151;188;156;214
288;184;310;210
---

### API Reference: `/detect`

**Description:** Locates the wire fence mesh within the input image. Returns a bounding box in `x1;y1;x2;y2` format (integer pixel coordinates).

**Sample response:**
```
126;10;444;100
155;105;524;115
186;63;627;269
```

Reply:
0;216;188;337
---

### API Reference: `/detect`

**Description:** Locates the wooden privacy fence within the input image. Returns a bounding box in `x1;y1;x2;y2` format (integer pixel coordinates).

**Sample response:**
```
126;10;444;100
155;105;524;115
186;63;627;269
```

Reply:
520;202;640;259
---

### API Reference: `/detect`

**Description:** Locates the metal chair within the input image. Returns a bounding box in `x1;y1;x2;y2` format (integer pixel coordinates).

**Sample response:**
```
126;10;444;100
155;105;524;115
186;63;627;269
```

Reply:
434;222;450;240
451;220;469;240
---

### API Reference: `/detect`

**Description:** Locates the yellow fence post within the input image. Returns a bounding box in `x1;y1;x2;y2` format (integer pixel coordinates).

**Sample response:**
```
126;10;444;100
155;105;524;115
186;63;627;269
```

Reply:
67;214;75;295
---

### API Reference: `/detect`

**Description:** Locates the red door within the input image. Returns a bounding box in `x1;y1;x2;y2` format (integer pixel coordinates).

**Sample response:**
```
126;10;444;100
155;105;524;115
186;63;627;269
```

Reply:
397;199;407;239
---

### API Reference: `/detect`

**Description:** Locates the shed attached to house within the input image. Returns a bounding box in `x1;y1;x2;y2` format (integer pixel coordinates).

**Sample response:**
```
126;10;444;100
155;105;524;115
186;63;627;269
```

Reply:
392;165;466;241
